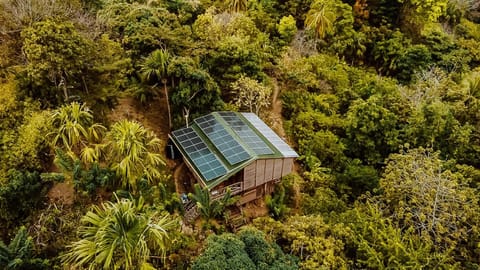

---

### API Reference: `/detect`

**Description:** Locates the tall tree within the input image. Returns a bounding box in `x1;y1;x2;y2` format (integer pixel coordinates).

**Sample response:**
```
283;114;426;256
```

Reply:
21;20;91;105
63;195;176;269
106;120;165;193
378;148;479;250
50;102;106;160
140;49;172;130
230;75;271;115
305;0;337;48
188;184;235;228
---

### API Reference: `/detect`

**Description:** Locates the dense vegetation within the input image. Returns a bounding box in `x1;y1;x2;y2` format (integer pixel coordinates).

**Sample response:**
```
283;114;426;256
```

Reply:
1;0;480;268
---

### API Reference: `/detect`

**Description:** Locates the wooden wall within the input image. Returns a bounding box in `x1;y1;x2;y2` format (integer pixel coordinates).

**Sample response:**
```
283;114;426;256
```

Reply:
239;157;295;204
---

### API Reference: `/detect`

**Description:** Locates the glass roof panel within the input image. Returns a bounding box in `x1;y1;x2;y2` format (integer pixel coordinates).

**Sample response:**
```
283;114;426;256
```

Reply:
241;113;298;158
218;111;274;155
172;127;227;181
195;114;252;165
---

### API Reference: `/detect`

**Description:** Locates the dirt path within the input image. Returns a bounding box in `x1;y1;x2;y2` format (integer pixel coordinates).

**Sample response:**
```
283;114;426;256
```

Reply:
109;95;176;168
269;77;286;138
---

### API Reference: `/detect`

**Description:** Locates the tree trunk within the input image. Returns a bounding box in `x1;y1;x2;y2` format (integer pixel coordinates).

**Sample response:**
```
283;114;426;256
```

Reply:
162;79;172;130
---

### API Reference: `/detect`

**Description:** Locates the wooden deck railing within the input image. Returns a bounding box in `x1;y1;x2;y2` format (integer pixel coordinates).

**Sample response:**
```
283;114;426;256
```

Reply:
211;182;242;200
182;182;243;224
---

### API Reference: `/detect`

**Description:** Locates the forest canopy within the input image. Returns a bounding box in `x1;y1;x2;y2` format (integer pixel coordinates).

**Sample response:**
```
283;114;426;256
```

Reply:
1;0;480;269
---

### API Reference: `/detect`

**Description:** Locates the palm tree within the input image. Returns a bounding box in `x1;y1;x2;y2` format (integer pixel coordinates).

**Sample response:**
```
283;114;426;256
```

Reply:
140;49;172;130
63;195;176;269
50;102;106;158
188;184;235;228
106;119;165;193
305;0;337;49
227;0;248;13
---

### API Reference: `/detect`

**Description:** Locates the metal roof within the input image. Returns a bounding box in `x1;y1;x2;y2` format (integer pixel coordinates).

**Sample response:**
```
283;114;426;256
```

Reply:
169;111;298;189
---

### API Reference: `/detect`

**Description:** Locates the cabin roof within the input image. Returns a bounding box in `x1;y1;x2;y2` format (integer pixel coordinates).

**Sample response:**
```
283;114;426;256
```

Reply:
169;111;298;189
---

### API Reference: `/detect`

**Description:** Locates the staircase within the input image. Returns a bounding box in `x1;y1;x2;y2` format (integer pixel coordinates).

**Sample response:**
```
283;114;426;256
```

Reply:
183;200;199;224
227;207;246;232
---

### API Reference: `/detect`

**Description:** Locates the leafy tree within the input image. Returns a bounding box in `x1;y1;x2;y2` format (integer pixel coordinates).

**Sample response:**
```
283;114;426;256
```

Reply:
344;201;457;269
305;0;337;44
237;227;298;269
192;12;270;89
400;0;449;22
54;149;114;195
50;102;106;159
140;48;172;129
188;184;236;228
0;109;52;173
20;20;130;107
168;56;224;126
63;195;176;270
344;95;400;165
192;233;256;270
378;148;479;250
300;165;347;214
192;227;297;270
265;182;290;219
230;75;271;115
106;120;165;193
21;20;92;105
0;170;48;237
98;1;190;58
0;226;49;270
276;15;298;46
226;0;248;13
254;215;349;269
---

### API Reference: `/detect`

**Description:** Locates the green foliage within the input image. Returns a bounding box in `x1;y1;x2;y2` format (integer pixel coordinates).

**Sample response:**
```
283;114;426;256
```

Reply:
12;111;52;171
400;0;448;22
237;227;298;270
300;165;347;214
192;227;298;270
344;201;457;268
276;15;298;46
74;162;114;195
193;11;270;89
0;78;52;177
336;159;378;200
139;48;173;127
20;19;130;107
192;233;256;270
2;0;480;267
305;0;338;40
168;56;224;125
63;195;177;270
265;182;290;219
21;20;92;105
50;102;106;158
0;170;49;236
106;120;165;193
0;226;50;270
378;148;479;251
98;1;189;58
188;184;236;227
254;216;350;269
230;75;272;114
345;95;400;164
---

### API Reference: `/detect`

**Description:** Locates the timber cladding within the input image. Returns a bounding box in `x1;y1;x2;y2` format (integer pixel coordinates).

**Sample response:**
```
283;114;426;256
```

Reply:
241;157;295;194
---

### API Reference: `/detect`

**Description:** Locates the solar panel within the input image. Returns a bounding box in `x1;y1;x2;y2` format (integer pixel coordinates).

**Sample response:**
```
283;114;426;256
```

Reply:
242;113;298;158
172;127;227;181
218;112;274;155
195;114;252;165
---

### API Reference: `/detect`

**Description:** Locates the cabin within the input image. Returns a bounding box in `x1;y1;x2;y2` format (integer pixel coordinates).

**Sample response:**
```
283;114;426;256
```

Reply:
169;111;298;205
